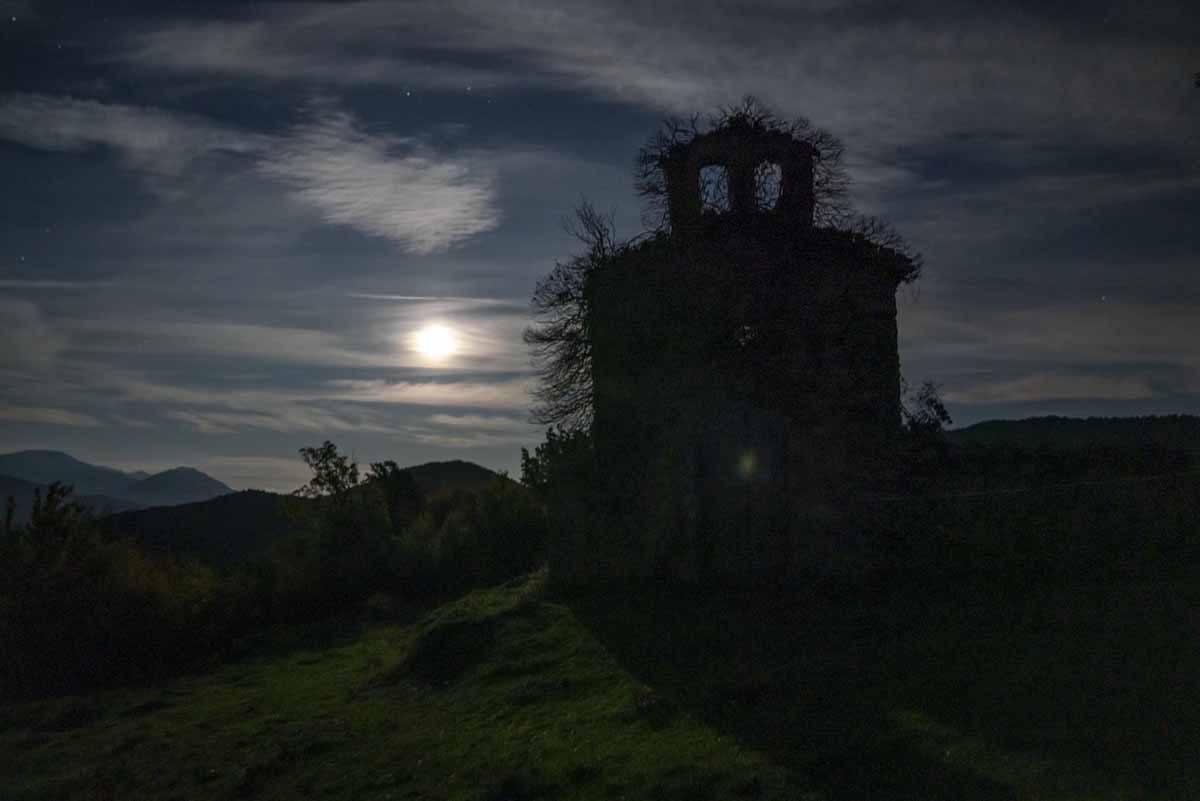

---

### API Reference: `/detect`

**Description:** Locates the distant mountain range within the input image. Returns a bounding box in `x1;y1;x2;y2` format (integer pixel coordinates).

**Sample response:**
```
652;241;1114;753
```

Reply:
94;460;507;564
2;449;506;563
1;472;142;525
0;450;234;524
948;415;1200;451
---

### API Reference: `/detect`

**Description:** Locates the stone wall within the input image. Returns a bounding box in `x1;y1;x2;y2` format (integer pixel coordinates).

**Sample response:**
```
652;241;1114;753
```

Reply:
560;120;914;583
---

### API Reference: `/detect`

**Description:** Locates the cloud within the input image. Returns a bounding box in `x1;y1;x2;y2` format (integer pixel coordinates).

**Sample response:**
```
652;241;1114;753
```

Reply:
427;412;533;431
0;95;500;253
0;405;102;427
945;373;1159;405
258;108;500;253
329;378;532;409
0;279;117;290
903;299;1200;369
121;18;517;90
898;169;1200;248
0;299;65;367
113;1;1200;259
66;303;530;372
111;414;157;430
120;2;1198;158
69;318;379;367
199;456;312;493
0;93;266;174
166;406;398;435
410;412;539;448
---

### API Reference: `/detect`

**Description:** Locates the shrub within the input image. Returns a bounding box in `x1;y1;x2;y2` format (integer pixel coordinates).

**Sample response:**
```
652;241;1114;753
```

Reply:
0;485;227;698
431;478;548;591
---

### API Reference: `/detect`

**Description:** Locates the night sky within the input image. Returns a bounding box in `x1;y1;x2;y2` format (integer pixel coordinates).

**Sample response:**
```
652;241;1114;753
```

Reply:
1;1;1197;490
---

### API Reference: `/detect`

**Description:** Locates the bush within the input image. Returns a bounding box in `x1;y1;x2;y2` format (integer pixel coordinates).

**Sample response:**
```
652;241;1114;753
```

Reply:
431;478;548;592
0;484;229;698
0;445;552;698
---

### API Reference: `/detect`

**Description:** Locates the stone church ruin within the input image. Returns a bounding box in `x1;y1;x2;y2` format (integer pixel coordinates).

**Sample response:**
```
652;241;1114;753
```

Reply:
532;102;921;582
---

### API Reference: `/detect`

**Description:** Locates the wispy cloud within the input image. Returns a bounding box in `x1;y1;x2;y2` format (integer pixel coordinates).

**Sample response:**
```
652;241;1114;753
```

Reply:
165;405;398;436
65;303;530;372
120;18;516;90
328;378;532;410
0;93;266;174
945;373;1159;405
427;412;533;431
0;299;65;367
111;414;157;430
259;108;500;253
0;95;500;254
68;318;380;367
198;455;312;493
0;405;101;427
119;2;1199;157
903;299;1200;369
0;279;117;290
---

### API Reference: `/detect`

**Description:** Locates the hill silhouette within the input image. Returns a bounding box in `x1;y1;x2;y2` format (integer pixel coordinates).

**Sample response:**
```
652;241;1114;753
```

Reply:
1;473;140;526
949;414;1200;451
0;450;233;510
98;459;506;565
404;459;506;494
98;490;293;565
0;450;138;498
124;467;232;507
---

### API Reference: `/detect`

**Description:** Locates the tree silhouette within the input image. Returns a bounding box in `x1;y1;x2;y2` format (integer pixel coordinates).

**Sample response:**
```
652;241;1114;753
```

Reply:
524;201;619;429
369;460;424;537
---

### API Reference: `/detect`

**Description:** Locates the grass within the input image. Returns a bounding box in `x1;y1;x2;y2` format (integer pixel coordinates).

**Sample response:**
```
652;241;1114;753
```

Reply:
0;571;790;800
3;569;1198;800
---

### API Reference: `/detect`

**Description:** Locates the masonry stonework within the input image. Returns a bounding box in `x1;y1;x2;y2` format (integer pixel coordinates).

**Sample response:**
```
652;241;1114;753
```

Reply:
581;116;915;581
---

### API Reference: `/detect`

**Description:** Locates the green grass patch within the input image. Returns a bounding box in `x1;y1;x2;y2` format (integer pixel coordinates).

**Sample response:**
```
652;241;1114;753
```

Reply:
0;571;791;800
4;570;1197;800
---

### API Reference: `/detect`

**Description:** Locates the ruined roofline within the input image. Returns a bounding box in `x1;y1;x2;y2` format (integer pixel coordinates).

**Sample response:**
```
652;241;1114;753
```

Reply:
610;220;920;286
659;125;817;229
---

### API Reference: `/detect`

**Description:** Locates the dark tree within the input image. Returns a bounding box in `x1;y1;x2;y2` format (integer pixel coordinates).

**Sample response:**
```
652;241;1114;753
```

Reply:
902;380;953;436
369;460;424;536
524;201;621;429
295;441;360;511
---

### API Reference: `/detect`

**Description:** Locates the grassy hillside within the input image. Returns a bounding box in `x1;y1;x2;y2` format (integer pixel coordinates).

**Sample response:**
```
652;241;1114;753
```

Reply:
0;573;790;801
4;570;1197;800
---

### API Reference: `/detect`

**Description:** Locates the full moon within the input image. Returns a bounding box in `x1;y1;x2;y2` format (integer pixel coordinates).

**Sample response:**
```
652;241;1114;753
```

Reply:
413;324;458;361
